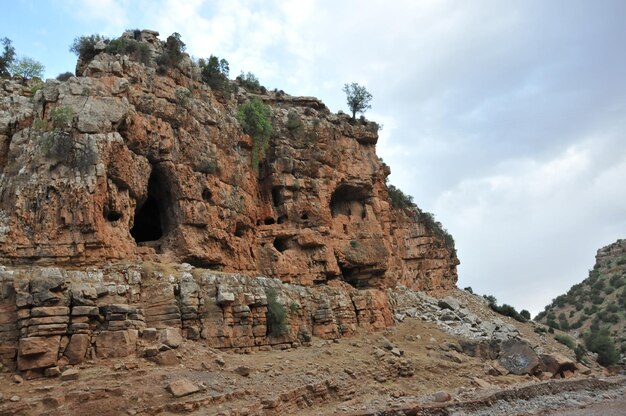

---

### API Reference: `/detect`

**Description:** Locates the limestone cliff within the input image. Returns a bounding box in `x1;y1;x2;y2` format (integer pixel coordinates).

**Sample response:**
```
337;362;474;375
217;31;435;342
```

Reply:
0;30;458;293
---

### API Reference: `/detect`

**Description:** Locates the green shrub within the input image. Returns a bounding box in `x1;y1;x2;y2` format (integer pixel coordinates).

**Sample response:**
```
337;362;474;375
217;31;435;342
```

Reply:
56;71;74;81
105;37;151;65
546;319;560;330
554;334;576;350
1;37;16;77
585;329;620;366
70;34;108;61
490;302;528;323
266;288;287;337
285;111;304;138
387;184;414;210
156;32;185;74
464;286;474;294
520;309;531;320
10;57;44;79
236;98;273;172
49;106;74;129
199;55;230;93
575;344;587;362
237;71;264;93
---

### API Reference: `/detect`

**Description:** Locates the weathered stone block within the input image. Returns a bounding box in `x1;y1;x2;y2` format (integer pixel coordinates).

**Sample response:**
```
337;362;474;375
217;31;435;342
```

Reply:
95;330;138;358
17;336;60;371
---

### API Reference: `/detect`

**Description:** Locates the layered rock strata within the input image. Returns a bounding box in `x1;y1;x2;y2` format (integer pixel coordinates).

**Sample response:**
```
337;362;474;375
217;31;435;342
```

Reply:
0;29;457;293
0;263;396;376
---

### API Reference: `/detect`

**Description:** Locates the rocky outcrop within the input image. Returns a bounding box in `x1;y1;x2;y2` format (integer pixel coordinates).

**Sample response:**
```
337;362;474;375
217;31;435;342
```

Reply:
0;30;457;293
0;263;396;376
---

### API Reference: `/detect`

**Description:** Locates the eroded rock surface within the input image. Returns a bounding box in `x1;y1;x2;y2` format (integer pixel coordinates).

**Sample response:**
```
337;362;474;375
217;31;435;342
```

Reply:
0;30;457;293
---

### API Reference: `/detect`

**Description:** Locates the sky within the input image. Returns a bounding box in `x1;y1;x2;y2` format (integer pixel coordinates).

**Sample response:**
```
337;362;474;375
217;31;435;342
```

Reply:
2;0;625;315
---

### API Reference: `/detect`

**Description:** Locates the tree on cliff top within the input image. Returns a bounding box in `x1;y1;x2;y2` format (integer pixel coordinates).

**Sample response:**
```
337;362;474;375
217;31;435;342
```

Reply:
343;82;372;119
0;37;16;77
10;57;44;79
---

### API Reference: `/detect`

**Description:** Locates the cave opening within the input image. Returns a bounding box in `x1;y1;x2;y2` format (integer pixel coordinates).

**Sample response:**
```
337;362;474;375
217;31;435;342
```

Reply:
271;186;283;207
273;236;290;252
330;183;371;218
131;168;170;243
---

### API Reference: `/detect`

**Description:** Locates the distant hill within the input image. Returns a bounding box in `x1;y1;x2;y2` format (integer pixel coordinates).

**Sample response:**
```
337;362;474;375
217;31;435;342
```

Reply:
536;239;626;362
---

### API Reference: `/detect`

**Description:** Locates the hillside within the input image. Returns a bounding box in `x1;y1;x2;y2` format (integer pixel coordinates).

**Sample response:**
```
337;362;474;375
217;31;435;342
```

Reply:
536;239;626;362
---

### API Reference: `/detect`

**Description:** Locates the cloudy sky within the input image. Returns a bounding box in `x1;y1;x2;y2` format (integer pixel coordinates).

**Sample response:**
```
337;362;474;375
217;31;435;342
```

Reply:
2;0;625;314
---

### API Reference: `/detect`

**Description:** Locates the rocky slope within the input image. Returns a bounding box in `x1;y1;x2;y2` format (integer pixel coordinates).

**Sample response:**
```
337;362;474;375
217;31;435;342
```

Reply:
536;239;626;359
0;29;457;293
0;281;612;415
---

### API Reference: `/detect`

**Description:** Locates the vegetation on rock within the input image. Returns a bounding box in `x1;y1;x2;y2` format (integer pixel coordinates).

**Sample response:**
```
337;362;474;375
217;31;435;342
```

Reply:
236;98;273;172
266;288;288;337
198;55;230;93
0;37;16;77
9;56;44;79
343;82;372;119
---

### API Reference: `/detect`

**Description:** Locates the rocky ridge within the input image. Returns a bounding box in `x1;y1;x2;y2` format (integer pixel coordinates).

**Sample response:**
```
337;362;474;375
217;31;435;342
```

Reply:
536;239;626;361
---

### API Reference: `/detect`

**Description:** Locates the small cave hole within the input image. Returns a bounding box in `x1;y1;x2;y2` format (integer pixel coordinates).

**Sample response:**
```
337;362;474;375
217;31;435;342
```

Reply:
273;236;290;253
264;217;276;225
271;186;283;207
103;206;122;222
301;212;309;220
277;215;287;224
235;222;248;237
202;188;212;202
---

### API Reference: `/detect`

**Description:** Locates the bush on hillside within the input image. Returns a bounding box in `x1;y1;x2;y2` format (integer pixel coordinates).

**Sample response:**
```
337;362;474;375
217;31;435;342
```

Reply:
198;55;230;93
156;32;185;74
554;334;576;350
265;288;287;337
70;34;108;61
236;98;273;171
585;329;620;367
56;71;74;81
105;37;151;65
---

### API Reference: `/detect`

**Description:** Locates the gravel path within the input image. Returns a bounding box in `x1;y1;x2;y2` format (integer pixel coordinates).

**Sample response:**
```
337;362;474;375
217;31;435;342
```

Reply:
449;377;626;416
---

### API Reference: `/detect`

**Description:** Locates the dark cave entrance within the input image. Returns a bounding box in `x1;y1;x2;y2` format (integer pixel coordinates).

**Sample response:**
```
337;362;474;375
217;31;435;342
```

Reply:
131;168;171;244
330;183;371;219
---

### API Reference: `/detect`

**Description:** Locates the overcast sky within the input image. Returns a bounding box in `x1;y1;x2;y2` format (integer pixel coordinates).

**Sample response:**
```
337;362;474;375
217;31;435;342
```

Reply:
2;0;625;314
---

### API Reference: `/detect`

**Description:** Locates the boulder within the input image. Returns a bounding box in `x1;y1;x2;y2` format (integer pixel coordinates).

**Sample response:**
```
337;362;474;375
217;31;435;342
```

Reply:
158;328;183;348
498;340;540;375
167;378;199;397
540;353;577;377
60;368;79;381
64;334;90;364
433;391;451;402
150;349;179;366
95;330;138;358
17;336;60;371
438;296;461;311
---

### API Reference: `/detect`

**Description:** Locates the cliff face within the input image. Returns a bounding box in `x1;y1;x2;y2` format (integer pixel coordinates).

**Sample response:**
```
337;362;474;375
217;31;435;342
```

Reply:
0;30;458;293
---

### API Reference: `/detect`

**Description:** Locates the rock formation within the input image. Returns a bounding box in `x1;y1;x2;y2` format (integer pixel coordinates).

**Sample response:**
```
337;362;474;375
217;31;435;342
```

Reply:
0;30;462;376
0;29;458;293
